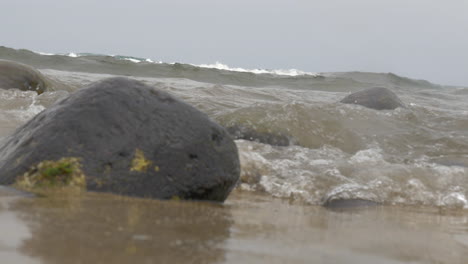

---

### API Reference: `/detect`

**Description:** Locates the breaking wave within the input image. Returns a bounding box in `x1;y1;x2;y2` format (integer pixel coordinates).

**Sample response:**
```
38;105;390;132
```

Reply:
1;46;467;208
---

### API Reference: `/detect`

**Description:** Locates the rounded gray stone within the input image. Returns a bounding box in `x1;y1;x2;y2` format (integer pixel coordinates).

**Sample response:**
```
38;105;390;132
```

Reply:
0;77;240;202
340;87;405;110
0;60;50;94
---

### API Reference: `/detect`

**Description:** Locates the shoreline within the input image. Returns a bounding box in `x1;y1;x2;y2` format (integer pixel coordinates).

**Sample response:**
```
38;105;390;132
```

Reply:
1;187;467;263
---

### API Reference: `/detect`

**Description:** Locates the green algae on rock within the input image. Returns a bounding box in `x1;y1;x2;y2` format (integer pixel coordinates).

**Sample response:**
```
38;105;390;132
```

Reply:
15;157;86;192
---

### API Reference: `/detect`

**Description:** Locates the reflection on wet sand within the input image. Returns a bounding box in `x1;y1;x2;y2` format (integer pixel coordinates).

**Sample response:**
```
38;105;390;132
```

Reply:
0;187;38;264
12;192;232;264
224;192;468;264
1;187;468;264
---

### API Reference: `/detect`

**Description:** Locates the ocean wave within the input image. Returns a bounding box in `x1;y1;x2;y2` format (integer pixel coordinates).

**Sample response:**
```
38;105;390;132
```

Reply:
36;51;158;63
2;46;468;208
36;51;79;58
2;46;454;91
196;62;320;77
34;49;318;77
112;55;159;64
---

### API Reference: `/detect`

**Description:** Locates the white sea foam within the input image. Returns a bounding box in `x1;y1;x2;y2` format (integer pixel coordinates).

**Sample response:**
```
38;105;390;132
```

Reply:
122;58;141;63
35;51;80;58
439;192;468;208
349;147;385;165
118;57;162;64
235;138;468;207
196;62;319;77
32;50;318;77
6;95;45;122
36;51;55;56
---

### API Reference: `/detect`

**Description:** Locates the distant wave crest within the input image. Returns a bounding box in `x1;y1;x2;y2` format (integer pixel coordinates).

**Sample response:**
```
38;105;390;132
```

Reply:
35;49;317;77
0;46;446;90
196;62;319;77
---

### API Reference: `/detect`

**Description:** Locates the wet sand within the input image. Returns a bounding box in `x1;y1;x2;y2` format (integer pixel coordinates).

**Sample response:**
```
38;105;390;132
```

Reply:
0;186;467;264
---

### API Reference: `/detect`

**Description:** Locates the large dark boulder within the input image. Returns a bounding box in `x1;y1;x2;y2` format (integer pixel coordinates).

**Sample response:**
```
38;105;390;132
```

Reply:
0;77;240;202
0;60;50;94
340;87;405;110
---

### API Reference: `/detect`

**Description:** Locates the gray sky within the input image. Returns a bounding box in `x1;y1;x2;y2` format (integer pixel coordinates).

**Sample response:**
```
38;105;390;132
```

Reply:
1;0;467;86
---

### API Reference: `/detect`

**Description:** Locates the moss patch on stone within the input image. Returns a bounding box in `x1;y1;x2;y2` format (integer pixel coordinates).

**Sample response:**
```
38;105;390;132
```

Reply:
15;157;86;192
130;149;152;173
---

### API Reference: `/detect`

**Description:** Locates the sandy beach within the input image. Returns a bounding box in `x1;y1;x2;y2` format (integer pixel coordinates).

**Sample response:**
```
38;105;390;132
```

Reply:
1;186;467;264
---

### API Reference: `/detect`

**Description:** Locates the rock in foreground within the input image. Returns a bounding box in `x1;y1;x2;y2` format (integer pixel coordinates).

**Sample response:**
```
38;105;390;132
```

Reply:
340;87;405;110
0;77;240;202
0;60;50;94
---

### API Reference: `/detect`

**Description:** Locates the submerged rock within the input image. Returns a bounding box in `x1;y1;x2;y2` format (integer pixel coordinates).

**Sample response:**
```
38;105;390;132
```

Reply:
226;125;293;146
0;60;50;94
340;87;405;110
0;77;240;202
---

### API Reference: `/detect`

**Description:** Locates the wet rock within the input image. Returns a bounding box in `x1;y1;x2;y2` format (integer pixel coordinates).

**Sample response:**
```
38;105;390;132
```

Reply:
0;60;50;94
0;77;240;202
340;87;405;110
226;125;293;146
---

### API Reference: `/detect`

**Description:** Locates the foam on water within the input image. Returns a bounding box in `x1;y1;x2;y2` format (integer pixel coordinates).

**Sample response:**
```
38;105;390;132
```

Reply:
112;56;162;64
196;62;319;77
35;50;161;64
35;51;55;56
36;51;78;58
237;140;468;208
34;49;320;77
0;89;68;139
123;57;140;63
0;90;44;120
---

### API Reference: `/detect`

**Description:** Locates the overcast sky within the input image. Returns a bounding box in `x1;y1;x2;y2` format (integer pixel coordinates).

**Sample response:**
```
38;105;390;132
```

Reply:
1;0;467;86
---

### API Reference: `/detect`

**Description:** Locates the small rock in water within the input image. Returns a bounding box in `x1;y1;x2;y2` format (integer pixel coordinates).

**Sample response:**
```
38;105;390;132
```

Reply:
226;125;293;146
323;198;381;209
0;77;240;202
340;87;405;110
0;60;50;94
